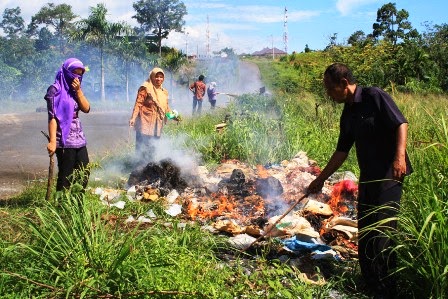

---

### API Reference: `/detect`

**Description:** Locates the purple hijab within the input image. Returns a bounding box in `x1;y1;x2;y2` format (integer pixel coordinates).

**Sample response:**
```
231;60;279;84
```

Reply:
52;58;85;146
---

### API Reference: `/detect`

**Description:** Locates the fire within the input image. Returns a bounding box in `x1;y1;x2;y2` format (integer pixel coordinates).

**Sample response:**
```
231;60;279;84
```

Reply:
256;164;269;179
185;194;235;220
327;180;358;216
184;193;265;224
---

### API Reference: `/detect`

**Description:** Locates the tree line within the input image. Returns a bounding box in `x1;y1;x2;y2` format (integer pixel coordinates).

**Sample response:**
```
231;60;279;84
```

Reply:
298;3;448;95
1;2;447;105
0;0;188;103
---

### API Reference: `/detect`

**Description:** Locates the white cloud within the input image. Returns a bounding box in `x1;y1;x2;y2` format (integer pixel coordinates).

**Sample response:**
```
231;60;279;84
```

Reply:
335;0;380;16
288;10;321;22
0;1;135;23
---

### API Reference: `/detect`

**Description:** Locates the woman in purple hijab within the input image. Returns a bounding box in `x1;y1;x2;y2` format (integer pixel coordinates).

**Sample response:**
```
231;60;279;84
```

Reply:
45;58;91;192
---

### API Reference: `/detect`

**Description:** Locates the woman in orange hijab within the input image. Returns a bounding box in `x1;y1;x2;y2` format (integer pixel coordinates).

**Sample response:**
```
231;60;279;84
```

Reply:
129;67;170;160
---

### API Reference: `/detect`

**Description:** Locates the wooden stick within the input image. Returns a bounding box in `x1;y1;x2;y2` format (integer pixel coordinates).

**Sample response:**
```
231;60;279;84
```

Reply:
41;131;54;201
241;192;310;252
219;92;239;97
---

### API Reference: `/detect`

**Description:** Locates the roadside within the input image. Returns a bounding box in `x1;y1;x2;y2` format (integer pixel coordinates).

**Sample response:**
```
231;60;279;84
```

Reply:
0;111;130;199
0;60;264;200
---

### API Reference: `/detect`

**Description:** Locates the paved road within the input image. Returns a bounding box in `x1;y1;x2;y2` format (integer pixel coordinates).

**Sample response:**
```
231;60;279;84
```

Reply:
0;111;130;199
0;61;264;199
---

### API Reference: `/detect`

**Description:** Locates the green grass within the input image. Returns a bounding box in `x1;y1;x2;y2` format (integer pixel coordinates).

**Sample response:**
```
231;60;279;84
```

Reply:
0;188;343;298
2;56;448;298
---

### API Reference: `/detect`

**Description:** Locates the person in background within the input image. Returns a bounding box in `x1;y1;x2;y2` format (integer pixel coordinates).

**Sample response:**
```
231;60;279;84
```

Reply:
307;63;412;299
189;74;206;115
207;81;219;110
129;67;170;162
45;58;90;192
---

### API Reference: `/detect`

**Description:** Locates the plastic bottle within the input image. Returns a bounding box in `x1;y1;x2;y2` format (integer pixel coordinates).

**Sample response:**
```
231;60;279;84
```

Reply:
166;110;179;119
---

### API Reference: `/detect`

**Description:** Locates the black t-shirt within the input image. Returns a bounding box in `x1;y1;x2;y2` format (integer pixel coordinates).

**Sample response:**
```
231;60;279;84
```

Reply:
336;86;413;186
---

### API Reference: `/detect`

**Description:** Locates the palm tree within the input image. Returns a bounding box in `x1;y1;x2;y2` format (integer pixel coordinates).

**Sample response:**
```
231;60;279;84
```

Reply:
112;36;152;103
161;49;187;102
70;4;131;101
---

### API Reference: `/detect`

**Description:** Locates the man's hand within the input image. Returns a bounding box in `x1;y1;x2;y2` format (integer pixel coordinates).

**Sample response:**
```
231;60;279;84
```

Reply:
129;119;135;127
393;157;407;180
307;177;325;194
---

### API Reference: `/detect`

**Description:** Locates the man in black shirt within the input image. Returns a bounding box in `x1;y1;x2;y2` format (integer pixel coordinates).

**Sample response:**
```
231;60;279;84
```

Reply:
307;63;412;299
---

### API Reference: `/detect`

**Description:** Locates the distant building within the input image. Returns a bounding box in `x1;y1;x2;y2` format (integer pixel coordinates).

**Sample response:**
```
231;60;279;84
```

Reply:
251;47;287;57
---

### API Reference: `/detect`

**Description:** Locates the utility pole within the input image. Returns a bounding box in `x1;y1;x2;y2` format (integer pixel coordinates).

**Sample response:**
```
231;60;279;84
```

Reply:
206;15;210;58
283;7;288;54
271;35;274;60
185;31;189;58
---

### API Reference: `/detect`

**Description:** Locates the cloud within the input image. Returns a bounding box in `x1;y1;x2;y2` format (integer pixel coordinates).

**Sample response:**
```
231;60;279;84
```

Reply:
288;10;321;22
0;1;135;23
196;5;320;24
336;0;380;16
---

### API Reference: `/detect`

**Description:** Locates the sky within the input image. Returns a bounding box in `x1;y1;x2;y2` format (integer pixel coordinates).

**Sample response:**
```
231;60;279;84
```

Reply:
1;0;447;55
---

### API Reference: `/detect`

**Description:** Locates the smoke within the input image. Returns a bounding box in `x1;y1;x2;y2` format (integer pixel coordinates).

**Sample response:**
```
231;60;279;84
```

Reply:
0;40;267;196
164;56;266;118
150;135;202;175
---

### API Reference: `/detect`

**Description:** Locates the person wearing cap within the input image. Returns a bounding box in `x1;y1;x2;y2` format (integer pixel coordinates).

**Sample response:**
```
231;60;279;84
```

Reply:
307;63;412;299
189;74;206;115
45;58;91;192
207;81;219;110
129;67;170;161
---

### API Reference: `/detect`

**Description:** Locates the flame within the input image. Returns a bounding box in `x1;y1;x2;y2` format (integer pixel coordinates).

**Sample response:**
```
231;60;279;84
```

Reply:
327;180;358;216
256;164;269;179
184;193;265;224
185;194;235;220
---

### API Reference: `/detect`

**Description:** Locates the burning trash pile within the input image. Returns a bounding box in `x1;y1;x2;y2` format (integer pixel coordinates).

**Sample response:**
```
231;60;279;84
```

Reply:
94;151;359;264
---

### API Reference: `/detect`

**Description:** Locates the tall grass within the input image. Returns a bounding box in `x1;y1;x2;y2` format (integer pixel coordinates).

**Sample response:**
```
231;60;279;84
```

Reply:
166;95;293;166
393;97;448;298
3;188;149;297
0;186;336;298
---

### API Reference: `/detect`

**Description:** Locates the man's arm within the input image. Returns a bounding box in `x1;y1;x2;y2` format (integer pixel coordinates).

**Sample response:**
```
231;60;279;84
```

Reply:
393;123;408;179
307;151;348;193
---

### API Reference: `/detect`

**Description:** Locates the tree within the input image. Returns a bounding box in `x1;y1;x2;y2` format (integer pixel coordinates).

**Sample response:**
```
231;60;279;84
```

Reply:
372;2;416;46
112;36;150;102
71;4;131;101
34;27;56;51
132;0;187;56
0;59;22;99
28;3;77;54
423;23;448;90
160;48;187;101
304;44;311;53
220;47;237;58
396;40;434;86
324;33;339;51
0;7;25;38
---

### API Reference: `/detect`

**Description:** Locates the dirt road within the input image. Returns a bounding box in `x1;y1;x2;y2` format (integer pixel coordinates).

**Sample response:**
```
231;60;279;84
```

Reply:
0;60;264;199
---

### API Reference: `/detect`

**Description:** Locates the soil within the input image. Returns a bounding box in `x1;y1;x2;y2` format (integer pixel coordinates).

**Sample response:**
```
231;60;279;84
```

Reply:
0;61;264;200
